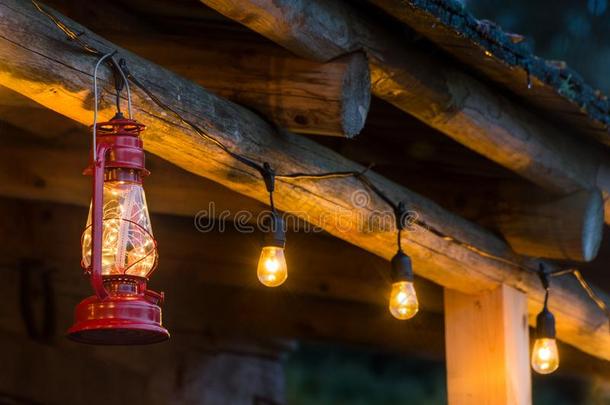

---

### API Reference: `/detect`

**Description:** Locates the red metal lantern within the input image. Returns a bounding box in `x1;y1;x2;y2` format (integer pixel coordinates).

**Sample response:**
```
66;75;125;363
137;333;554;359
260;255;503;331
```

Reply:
67;113;169;345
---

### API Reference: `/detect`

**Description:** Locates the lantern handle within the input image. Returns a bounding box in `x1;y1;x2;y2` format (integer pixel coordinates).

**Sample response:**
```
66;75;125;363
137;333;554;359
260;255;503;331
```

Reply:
91;144;110;300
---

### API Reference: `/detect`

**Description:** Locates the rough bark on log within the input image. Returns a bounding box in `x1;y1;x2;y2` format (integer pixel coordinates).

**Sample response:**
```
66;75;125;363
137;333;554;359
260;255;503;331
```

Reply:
32;0;372;138
112;35;370;138
494;190;604;262
0;0;608;360
0;34;371;139
200;0;610;223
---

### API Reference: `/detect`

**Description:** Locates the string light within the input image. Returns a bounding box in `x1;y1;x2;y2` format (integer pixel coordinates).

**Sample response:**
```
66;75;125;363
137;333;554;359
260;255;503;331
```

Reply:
257;163;288;287
388;202;418;320
33;0;610;347
531;265;559;374
389;253;418;320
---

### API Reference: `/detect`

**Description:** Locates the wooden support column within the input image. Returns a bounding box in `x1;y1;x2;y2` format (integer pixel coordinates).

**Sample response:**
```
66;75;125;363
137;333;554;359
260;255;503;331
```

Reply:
444;285;531;405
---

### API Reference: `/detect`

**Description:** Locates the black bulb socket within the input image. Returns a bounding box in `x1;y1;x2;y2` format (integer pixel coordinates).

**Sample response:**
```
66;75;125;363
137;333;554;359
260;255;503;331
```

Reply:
263;211;286;248
535;307;556;339
391;250;414;283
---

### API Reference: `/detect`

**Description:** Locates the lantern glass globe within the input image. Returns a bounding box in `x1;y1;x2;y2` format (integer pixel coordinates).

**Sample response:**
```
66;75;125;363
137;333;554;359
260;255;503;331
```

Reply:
82;180;156;278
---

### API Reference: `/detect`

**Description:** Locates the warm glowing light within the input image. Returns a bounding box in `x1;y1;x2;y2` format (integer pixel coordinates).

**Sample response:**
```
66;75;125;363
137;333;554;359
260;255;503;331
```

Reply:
531;338;559;374
257;246;287;287
389;281;418;320
82;180;156;278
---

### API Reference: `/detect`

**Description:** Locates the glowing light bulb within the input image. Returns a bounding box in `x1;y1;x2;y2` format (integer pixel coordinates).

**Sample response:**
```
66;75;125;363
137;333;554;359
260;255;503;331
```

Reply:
82;179;156;278
531;338;559;374
388;250;418;320
389;280;419;320
257;246;287;287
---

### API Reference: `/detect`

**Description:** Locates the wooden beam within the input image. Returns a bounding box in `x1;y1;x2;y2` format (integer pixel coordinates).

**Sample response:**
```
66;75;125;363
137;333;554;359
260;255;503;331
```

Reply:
493;189;604;262
2;117;602;263
0;1;608;360
0;45;371;139
114;35;370;138
200;0;610;224
14;0;372;138
445;285;531;405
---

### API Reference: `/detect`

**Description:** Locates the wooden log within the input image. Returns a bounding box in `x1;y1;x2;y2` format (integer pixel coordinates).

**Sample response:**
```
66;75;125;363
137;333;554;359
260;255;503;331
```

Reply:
200;0;610;224
1;129;602;262
113;35;370;138
445;285;531;405
8;0;371;138
493;189;604;262
0;0;608;360
0;46;371;139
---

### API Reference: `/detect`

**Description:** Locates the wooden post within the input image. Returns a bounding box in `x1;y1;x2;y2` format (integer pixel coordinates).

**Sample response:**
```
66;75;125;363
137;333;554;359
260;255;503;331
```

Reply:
444;285;531;405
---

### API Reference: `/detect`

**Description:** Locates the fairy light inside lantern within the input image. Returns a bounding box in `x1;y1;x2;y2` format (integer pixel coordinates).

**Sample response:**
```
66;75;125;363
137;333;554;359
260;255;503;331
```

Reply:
67;113;169;345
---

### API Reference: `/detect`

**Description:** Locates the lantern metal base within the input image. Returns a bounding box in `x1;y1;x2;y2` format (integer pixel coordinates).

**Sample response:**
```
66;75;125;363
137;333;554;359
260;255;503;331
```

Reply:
67;294;169;345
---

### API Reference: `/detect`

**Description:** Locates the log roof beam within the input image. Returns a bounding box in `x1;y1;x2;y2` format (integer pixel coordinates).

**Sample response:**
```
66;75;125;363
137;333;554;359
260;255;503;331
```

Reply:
200;0;610;225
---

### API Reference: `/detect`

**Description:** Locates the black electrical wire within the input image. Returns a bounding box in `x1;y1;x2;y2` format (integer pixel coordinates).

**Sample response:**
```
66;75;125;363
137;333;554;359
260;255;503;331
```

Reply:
32;0;610;328
550;268;610;328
